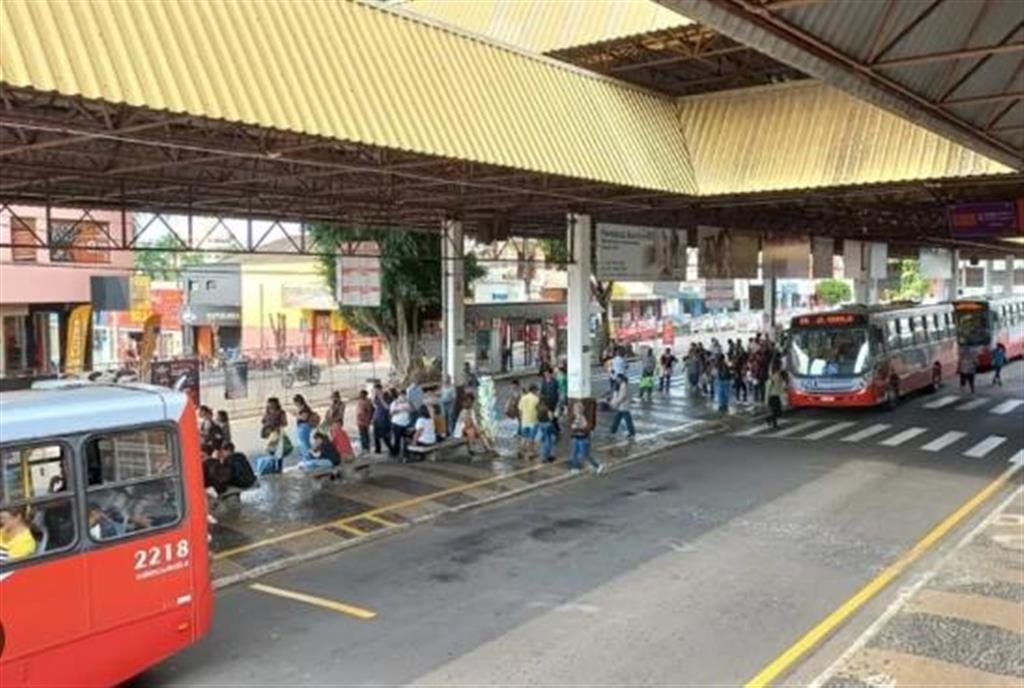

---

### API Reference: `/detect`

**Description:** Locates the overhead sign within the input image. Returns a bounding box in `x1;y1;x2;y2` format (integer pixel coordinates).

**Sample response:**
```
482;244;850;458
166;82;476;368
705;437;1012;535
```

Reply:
947;201;1020;238
697;226;759;279
335;242;381;307
595;224;687;281
766;234;810;279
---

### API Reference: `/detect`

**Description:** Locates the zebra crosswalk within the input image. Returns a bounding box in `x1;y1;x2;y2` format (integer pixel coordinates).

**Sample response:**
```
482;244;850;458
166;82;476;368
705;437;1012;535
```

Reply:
733;419;1016;461
921;395;1024;415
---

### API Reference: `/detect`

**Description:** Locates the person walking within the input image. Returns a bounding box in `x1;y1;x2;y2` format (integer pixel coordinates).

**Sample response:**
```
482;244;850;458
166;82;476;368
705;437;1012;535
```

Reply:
609;373;636;439
659;347;677;393
540;369;561;437
535;400;555;463
992;342;1007;387
639;349;656;403
355;389;374;452
959;348;977;395
555;362;569;416
713;355;731;412
568;402;602;475
765;364;785;429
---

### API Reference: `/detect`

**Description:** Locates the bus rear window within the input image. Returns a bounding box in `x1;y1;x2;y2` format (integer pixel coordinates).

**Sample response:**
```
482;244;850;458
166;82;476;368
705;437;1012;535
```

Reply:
85;428;182;542
955;309;990;347
1;444;76;564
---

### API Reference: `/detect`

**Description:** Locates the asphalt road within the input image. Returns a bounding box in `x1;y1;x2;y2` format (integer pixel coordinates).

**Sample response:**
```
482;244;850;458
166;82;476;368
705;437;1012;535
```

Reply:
142;363;1023;686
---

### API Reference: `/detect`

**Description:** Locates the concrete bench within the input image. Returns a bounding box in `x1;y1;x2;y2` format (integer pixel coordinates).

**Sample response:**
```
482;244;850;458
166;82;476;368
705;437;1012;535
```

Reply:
404;438;467;462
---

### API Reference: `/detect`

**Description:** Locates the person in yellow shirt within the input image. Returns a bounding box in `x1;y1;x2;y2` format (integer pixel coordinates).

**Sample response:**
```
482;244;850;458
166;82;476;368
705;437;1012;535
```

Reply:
517;385;541;459
0;506;37;562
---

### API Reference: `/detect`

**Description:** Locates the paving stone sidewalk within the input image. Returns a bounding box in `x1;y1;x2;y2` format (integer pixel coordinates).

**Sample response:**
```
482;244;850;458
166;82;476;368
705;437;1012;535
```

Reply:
208;381;765;587
818;485;1024;688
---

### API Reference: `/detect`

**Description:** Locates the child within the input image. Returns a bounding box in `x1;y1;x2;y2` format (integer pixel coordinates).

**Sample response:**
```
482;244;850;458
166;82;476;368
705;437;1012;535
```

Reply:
638;368;655;403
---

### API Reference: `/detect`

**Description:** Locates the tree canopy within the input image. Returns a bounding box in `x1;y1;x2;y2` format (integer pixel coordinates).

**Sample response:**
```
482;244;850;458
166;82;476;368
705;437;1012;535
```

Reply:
134;234;205;279
815;278;852;306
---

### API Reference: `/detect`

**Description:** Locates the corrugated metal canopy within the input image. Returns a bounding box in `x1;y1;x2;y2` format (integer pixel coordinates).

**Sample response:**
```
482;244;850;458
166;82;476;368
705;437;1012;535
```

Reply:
660;0;1024;170
0;0;698;195
679;81;1011;196
397;0;691;53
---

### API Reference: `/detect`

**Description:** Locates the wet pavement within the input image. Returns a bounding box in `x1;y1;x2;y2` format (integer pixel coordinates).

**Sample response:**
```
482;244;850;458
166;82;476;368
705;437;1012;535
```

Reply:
818;486;1024;687
209;376;765;585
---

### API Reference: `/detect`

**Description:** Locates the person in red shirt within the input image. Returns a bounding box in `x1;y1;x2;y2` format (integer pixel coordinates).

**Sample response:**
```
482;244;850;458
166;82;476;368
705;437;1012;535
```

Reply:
329;418;355;463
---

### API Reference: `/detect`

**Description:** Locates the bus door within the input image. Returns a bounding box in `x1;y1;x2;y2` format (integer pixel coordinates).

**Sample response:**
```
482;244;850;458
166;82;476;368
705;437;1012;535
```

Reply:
81;427;194;656
0;443;88;675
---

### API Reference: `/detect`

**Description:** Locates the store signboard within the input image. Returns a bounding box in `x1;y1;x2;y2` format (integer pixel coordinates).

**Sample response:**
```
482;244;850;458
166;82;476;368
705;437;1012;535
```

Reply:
595;224;687;281
335;241;381;307
947;201;1019;238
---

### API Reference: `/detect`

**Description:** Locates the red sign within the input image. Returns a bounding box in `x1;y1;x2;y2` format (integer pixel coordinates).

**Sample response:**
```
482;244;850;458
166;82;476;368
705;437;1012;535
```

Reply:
662;321;675;346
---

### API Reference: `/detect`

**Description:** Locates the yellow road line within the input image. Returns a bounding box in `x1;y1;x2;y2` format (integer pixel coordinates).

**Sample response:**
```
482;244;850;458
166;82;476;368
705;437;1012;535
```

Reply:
745;464;1021;688
333;522;367;537
214;461;550;560
249;583;376;620
362;513;397;527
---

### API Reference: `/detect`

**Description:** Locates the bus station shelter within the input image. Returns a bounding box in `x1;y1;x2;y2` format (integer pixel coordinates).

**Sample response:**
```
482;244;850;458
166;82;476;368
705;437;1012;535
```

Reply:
1;0;1022;403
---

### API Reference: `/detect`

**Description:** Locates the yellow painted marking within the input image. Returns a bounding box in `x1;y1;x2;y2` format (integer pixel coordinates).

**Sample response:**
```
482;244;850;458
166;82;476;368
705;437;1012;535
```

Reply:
214;461;550;560
363;513;398;527
250;583;376;620
333;522;367;537
745;465;1021;688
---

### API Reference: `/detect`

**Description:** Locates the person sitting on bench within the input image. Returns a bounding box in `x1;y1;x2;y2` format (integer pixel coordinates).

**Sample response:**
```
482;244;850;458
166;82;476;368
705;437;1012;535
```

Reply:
412;405;437;448
329;418;356;463
300;431;341;471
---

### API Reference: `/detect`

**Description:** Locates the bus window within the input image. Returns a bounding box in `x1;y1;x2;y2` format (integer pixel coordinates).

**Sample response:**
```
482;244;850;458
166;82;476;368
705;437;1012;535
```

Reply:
899;317;914;347
912;316;926;345
84;427;182;541
955;308;990;346
1;444;76;563
790;326;872;377
886;319;900;350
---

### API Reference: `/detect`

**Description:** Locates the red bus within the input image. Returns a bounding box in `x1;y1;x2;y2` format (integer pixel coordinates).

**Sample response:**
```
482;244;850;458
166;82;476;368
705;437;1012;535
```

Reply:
0;383;212;687
953;295;1024;369
788;303;958;408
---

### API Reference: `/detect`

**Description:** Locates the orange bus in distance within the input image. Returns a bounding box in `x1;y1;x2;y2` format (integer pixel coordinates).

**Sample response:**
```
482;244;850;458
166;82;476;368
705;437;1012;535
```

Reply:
788;302;958;408
0;382;212;688
953;295;1024;369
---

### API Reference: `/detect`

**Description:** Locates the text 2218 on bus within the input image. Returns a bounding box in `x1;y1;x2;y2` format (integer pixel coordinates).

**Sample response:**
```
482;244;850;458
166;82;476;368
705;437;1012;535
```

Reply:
953;295;1024;370
788;303;958;409
0;383;212;688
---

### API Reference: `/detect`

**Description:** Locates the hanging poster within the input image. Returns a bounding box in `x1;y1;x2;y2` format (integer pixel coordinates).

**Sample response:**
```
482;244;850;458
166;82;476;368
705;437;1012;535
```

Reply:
765;234;810;279
335;241;381;307
697;226;759;278
704;279;735;310
919;248;952;279
843;240;865;279
811;237;834;279
595;224;687;280
869;242;888;279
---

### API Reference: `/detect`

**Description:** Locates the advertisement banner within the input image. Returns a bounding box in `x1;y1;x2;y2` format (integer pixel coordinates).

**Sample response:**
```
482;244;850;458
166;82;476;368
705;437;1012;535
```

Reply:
947;201;1019;238
919;248;953;279
65;304;91;376
335;241;381;307
138;313;161;378
696;226;759;279
869;242;888;279
129;275;152;324
595;224;687;280
766;234;810;279
704;279;735;310
843;240;865;278
150;358;201;408
811;237;834;279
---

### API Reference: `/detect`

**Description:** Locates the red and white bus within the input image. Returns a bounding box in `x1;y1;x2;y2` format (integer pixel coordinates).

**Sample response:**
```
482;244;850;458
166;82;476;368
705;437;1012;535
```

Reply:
953;295;1024;369
788;303;958;408
0;383;212;687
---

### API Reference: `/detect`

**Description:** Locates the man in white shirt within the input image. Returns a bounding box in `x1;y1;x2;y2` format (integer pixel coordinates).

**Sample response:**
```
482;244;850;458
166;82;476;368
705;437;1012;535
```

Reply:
413;410;437;446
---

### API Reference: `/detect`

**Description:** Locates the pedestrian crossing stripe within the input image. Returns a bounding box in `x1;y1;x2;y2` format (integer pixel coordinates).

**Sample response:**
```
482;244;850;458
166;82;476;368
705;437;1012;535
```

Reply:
921;431;967;452
803;421;858;441
841;424;891;442
924;395;959;409
955;398;989;411
767;420;820;438
732;420;791;437
991;400;1024;415
880;427;928;447
964;435;1007;458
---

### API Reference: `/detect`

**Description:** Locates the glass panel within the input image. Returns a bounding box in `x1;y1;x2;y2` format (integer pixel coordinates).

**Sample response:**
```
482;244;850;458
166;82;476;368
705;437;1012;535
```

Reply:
790;327;872;377
955;310;990;346
1;444;75;563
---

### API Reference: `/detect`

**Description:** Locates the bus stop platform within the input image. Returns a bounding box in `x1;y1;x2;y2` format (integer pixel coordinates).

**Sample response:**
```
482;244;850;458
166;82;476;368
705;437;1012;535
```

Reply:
208;386;765;587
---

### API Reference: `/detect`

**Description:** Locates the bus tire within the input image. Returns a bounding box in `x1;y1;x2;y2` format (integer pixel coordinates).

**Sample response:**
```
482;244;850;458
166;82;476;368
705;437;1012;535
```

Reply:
886;379;900;410
930;364;942;392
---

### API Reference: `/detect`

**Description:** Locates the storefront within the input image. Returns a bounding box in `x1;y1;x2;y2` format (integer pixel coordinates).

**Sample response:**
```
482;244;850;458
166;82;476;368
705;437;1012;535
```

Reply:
466;301;588;374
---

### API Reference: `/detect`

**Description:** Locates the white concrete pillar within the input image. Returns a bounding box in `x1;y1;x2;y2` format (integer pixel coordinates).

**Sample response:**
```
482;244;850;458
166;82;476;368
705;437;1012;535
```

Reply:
567;213;592;400
1004;255;1016;294
441;218;465;385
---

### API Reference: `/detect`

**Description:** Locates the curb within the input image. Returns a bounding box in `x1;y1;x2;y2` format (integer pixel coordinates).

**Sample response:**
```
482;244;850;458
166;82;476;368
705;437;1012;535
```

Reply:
211;413;750;589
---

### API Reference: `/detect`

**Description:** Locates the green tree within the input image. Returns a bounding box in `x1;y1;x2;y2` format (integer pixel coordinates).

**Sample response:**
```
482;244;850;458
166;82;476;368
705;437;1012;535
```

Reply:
815;278;852;306
538;236;614;356
134;234;205;279
309;225;484;382
884;259;929;302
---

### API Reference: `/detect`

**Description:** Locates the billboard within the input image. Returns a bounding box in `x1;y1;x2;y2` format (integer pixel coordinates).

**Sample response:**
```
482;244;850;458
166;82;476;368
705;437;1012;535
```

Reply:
766;234;810;279
947;201;1020;238
595;224;687;281
335;241;381;307
150;358;201;408
697;227;759;279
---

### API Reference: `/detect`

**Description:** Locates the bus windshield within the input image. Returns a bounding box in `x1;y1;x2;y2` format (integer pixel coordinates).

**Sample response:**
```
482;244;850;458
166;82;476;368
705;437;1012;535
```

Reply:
790;327;872;377
955;309;990;346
